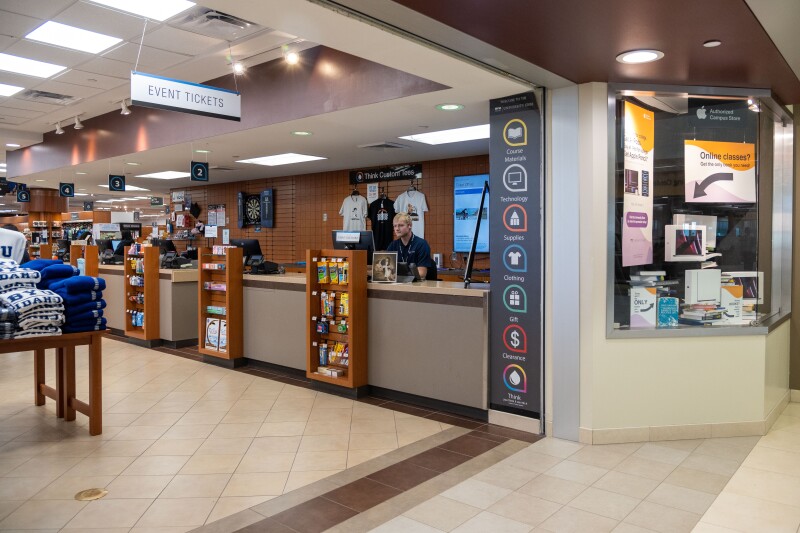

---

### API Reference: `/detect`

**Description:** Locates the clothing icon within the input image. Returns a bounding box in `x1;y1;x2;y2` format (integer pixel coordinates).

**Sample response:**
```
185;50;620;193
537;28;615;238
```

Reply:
503;245;527;272
508;251;521;265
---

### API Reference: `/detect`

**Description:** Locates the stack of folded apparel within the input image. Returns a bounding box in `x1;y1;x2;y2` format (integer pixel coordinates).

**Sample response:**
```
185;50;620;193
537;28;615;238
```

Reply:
0;259;63;338
0;302;17;340
37;263;79;290
50;276;107;333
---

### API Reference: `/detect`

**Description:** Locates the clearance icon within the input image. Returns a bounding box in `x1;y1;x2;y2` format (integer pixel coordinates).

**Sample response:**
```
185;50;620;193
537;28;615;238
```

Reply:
503;204;527;232
503;324;527;353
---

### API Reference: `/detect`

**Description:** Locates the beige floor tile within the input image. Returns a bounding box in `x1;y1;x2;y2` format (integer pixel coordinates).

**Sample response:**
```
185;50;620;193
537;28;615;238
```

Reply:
4;455;82;478
473;462;540;490
451;511;533;533
569;446;630;470
395;418;443;434
633;444;691;466
693;439;758;462
256;421;307;437
519;474;587;504
147;400;197;414
0;501;24;523
350;417;397;434
92;440;156;457
725;465;800;508
39;440;105;457
161;425;216;440
681;453;742;477
662;467;730;495
299;433;350;452
312;394;354;409
113;425;169;441
404;494;482;531
283;469;341;492
645;483;717;515
649;439;702;452
277;386;317;399
568;487;640;520
370;515;444;533
782;403;800;418
292;450;347;471
205;495;274;524
32;476;114;500
135;497;216;527
0;499;87;529
741;445;800;477
264;409;312;423
538;506;618;533
144;439;204;456
220;410;268;425
195;437;253;456
179;454;243;475
0;441;58;457
349;432;398;450
352;404;394;420
0;476;68;500
187;400;236;414
236;451;295;473
130;412;184;427
348;448;395;468
771;415;800;433
545;460;608;485
105;475;174;499
623;501;700;533
249;436;302;454
611;522;659;532
64;455;136;477
302;419;352;436
758;429;800;454
441;479;513;509
272;397;315;411
307;407;352;422
702;492;800;533
0;457;29;476
123;455;190;476
174;411;225;426
398;431;441;447
691;522;741;532
222;472;289;496
593;470;660;499
488;491;562;526
162;391;204;403
614;456;677;482
65;498;153;529
105;398;158;414
502;449;565;473
209;423;261;439
529;437;584;459
160;473;231;498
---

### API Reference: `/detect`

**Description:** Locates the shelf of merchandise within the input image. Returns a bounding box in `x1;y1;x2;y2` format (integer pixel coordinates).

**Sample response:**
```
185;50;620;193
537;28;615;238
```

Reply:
70;244;99;276
197;246;243;360
123;245;160;340
305;249;367;389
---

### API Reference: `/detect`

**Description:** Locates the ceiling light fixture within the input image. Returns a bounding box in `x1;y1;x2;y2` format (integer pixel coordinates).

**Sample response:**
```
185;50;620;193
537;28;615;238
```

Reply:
291;131;312;136
703;40;722;48
125;162;141;166
25;21;122;54
284;51;300;65
76;172;87;175
120;99;131;115
135;171;191;179
0;83;23;97
400;124;490;145
194;149;212;153
88;0;196;22
436;104;464;111
616;49;664;64
237;153;326;166
5;143;20;148
0;52;66;78
35;179;46;182
747;98;760;112
233;62;245;75
74;116;84;130
55;122;64;135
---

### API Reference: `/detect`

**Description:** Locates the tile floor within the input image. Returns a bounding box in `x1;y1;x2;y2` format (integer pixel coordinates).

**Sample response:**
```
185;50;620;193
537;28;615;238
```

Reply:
2;336;799;533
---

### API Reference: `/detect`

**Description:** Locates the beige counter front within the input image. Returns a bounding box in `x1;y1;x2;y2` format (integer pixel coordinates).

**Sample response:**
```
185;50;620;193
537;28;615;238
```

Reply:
100;266;198;345
242;274;489;411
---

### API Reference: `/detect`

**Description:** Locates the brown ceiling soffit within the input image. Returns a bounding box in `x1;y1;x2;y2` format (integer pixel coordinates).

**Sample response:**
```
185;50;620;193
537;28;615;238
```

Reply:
8;45;449;177
391;0;800;104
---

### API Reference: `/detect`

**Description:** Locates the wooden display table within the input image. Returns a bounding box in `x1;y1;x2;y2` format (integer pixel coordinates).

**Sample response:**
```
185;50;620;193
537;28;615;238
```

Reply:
0;331;106;435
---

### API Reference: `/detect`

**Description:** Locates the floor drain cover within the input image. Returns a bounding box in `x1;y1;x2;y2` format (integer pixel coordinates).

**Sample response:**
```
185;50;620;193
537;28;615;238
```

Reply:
74;488;108;501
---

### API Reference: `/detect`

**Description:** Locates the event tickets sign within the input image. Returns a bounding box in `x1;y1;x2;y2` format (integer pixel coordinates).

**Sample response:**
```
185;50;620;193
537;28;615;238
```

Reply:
622;101;654;267
131;71;241;121
684;140;756;203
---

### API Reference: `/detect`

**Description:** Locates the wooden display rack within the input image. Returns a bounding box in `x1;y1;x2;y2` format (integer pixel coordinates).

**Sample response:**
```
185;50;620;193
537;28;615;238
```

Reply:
123;245;160;341
197;246;243;363
69;244;99;277
39;243;53;260
305;249;367;391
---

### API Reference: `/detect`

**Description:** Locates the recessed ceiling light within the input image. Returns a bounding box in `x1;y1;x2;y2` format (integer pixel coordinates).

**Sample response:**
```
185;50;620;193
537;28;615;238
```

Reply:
291;131;312;136
0;52;66;78
616;49;664;64
133;196;150;200
125;162;141;166
703;40;722;48
73;193;89;196
284;52;300;65
194;149;212;153
0;83;24;97
436;103;464;111
35;179;46;182
135;171;191;179
399;124;490;145
76;172;88;175
25;21;122;54
98;184;150;191
89;0;196;21
233;62;245;75
5;143;20;148
237;153;326;166
78;188;86;190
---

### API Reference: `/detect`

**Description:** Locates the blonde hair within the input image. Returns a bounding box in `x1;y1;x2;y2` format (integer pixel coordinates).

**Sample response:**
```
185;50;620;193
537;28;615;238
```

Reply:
393;212;412;226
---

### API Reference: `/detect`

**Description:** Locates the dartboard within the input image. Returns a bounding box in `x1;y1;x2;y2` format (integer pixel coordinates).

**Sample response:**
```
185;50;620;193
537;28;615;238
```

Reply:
245;195;261;225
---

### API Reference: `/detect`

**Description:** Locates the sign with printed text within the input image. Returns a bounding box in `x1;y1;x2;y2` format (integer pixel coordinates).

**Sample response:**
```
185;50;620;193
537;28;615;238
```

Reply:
684;140;756;203
131;71;241;121
59;183;74;197
109;175;125;191
191;161;209;182
622;101;655;267
349;164;422;184
489;91;543;420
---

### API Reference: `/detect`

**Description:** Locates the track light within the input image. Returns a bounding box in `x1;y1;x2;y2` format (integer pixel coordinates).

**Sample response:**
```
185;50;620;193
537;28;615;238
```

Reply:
233;62;245;75
284;51;299;65
55;121;64;135
74;116;84;130
120;99;131;115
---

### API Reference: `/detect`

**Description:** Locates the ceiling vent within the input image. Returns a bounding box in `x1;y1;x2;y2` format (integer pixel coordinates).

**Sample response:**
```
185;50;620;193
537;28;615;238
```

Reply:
169;7;263;41
358;142;409;150
18;90;81;106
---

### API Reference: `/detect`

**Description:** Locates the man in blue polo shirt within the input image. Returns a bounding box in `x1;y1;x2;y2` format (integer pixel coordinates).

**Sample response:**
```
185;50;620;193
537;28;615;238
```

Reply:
386;212;435;279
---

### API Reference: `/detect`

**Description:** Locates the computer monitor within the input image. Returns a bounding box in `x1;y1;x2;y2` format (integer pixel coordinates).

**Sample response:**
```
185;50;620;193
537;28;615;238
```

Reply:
332;230;375;264
56;239;70;252
230;239;262;261
151;238;177;254
113;239;133;256
96;239;113;253
722;271;764;305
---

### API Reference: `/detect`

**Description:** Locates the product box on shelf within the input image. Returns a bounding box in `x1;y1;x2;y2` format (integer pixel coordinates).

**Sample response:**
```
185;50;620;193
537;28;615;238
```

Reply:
205;318;220;350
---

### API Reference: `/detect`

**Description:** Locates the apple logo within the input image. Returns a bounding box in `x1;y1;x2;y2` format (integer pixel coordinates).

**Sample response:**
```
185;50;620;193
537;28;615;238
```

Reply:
696;106;707;120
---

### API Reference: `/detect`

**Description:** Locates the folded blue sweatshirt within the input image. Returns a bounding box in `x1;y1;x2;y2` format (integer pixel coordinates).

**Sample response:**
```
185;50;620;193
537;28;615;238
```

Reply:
39;264;79;288
65;316;106;328
49;276;106;294
62;317;107;333
65;309;104;323
64;300;106;317
20;259;63;272
52;290;102;306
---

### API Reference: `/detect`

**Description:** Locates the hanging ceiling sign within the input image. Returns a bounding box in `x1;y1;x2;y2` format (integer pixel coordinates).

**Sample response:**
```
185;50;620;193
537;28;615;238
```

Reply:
349;164;422;184
131;71;241;122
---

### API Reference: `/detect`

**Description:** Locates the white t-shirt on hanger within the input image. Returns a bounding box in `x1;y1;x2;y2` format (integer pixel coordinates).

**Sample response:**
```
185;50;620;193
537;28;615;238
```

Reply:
394;190;429;238
339;194;368;231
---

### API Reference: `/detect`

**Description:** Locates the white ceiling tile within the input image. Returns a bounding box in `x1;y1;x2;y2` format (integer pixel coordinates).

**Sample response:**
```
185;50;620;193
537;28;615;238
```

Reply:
0;35;16;52
53;69;127;90
228;30;297;59
0;10;42;38
0;72;38;88
1;97;61;112
0;0;74;20
5;40;91;69
78;56;135;78
136;25;224;56
0;115;30;125
102;43;190;71
32;79;104;98
54;2;158;41
0;105;43;119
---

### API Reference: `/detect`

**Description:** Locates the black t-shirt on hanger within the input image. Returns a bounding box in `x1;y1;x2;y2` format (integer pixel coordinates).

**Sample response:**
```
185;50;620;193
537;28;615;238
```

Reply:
368;198;396;251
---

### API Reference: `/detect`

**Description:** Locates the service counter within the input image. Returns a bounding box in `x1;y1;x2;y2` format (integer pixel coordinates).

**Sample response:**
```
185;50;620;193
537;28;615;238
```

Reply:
100;266;198;345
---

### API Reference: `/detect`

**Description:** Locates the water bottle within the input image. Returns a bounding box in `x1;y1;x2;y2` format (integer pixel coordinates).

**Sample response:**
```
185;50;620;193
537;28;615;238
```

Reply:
77;257;86;276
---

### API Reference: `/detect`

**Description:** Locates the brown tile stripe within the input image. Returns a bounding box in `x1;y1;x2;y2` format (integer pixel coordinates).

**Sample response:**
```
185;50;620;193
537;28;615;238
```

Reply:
235;429;540;533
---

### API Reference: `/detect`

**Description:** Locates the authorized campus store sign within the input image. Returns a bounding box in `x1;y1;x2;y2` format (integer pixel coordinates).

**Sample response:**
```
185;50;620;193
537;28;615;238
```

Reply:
131;71;241;121
349;164;422;184
622;101;654;267
489;91;543;419
684;140;756;203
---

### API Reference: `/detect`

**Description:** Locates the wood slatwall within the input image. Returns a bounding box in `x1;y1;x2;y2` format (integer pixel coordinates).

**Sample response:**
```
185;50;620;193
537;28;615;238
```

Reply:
175;154;490;269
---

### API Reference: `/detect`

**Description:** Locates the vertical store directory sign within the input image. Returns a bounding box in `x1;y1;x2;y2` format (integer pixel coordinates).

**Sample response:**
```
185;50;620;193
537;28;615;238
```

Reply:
489;92;543;419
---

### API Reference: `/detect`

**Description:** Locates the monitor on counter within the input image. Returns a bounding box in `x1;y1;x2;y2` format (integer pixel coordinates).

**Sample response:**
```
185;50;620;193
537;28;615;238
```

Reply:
332;230;375;264
230;238;262;261
723;271;764;305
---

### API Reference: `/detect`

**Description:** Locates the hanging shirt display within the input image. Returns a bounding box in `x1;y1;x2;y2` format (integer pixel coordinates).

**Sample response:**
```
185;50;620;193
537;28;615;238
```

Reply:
339;194;368;231
394;189;429;238
368;197;396;250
